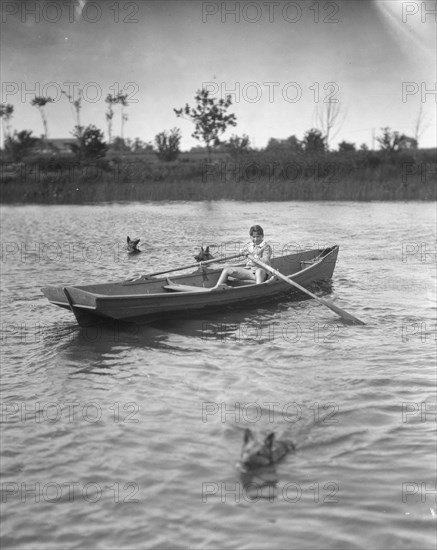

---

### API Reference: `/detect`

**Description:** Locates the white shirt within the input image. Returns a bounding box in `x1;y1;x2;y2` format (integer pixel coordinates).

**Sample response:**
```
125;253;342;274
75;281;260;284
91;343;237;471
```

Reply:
243;240;272;269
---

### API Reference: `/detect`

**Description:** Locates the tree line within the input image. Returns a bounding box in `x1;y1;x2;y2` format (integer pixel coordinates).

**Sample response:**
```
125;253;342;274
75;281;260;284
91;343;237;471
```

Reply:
0;87;421;164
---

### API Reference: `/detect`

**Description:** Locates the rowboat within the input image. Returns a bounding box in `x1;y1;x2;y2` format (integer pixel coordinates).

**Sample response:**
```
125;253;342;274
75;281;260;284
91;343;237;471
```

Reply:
41;245;340;327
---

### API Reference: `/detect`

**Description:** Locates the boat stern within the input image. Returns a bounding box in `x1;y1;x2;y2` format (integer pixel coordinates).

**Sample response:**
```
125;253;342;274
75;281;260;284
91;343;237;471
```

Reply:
41;285;70;309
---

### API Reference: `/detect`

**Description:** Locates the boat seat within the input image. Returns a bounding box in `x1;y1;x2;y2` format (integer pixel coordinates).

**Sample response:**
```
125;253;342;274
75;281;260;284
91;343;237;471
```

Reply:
228;278;256;286
163;283;212;293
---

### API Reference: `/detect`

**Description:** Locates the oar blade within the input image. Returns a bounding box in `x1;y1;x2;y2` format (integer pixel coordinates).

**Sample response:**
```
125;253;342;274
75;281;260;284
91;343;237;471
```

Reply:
319;298;366;325
248;254;366;326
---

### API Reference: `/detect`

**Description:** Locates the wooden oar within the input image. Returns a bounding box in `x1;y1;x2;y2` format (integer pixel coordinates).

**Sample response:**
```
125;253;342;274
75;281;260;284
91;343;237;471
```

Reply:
249;255;365;326
124;253;245;284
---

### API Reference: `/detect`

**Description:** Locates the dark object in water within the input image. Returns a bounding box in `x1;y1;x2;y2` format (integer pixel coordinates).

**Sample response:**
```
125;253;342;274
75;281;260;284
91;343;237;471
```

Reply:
127;236;141;254
194;246;214;262
240;429;295;470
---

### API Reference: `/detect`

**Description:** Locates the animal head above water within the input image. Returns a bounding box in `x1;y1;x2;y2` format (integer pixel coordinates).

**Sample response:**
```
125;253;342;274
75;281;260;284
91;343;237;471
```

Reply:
240;429;295;470
194;246;214;262
127;236;141;254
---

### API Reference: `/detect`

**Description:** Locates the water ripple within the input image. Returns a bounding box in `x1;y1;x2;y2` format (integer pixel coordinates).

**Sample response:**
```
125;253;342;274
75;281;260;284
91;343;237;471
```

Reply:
1;202;435;550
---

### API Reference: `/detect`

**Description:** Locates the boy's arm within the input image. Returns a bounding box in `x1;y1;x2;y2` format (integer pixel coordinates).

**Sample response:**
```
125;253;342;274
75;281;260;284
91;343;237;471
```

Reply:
263;243;273;265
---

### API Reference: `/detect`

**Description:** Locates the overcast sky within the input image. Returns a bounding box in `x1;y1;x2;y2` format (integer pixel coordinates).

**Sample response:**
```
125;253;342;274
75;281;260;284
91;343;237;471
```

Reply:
1;0;435;149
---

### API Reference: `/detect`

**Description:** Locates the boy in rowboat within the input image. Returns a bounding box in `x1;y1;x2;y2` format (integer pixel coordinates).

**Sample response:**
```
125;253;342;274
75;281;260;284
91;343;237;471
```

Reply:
212;225;272;288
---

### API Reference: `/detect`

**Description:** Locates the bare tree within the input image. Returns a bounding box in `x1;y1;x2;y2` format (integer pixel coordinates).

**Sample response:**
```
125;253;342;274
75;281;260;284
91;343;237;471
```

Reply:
0;103;14;141
105;94;117;144
117;93;129;140
414;104;427;147
62;87;83;134
30;96;53;139
377;127;402;151
313;97;345;149
105;93;129;144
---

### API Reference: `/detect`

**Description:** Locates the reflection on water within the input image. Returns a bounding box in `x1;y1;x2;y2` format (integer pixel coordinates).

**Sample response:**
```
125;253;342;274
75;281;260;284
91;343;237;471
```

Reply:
1;202;436;550
239;468;281;501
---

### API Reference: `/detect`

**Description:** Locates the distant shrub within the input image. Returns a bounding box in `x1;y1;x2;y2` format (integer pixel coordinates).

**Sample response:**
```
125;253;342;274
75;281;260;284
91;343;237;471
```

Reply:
338;141;356;152
265;135;303;154
366;154;382;168
70;125;108;160
111;137;131;152
155;127;181;162
225;134;251;159
4;130;38;162
302;129;327;154
23;154;79;168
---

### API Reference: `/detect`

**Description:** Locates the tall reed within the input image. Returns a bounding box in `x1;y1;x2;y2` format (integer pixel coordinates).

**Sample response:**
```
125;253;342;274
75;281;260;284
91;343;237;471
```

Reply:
1;149;435;203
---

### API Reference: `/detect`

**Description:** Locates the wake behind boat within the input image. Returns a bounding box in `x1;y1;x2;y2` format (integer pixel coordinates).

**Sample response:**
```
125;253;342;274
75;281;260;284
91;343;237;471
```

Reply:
41;245;340;327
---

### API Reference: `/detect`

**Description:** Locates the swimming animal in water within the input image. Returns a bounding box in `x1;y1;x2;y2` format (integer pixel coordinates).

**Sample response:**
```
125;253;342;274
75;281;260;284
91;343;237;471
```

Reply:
126;236;141;254
194;246;214;262
240;429;295;470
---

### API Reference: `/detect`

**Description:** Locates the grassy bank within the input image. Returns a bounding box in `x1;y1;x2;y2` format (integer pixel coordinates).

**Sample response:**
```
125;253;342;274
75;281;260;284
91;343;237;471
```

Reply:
1;149;435;203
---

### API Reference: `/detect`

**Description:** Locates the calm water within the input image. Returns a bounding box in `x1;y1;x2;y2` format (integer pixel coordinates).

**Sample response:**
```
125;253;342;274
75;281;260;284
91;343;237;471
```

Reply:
1;201;436;550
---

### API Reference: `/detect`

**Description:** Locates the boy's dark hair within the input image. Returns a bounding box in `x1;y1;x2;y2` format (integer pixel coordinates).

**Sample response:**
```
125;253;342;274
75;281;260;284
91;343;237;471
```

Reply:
249;224;264;236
